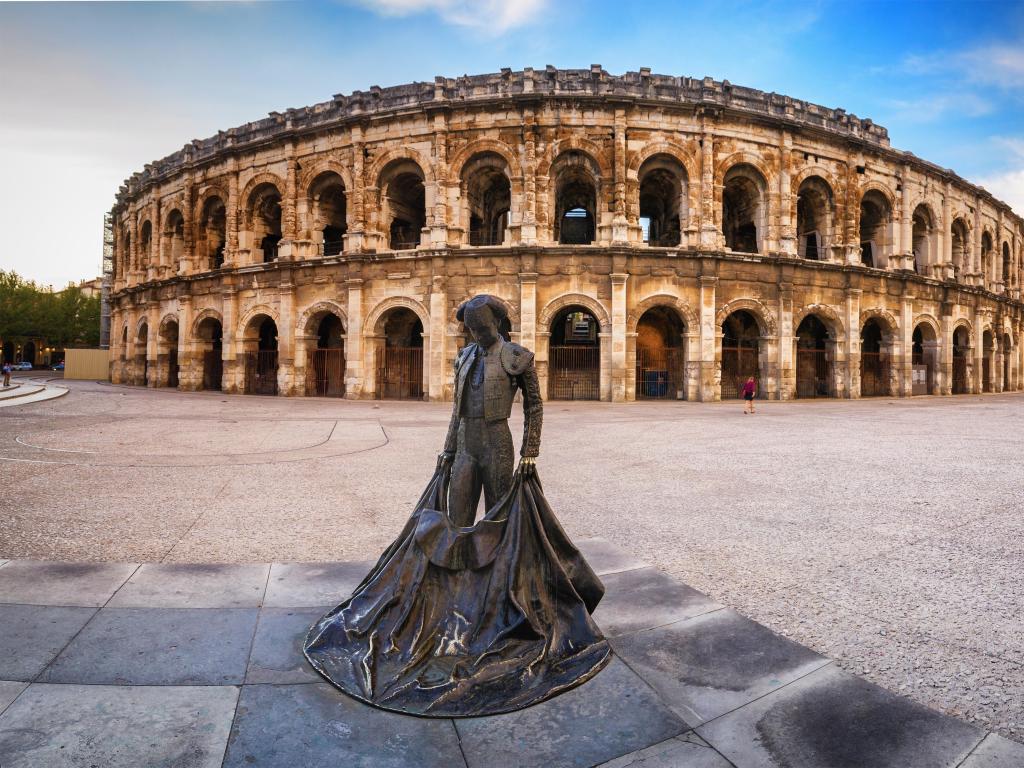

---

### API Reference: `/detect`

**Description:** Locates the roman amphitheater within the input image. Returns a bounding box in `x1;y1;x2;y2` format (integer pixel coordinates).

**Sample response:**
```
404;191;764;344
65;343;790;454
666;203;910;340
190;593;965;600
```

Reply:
108;66;1024;402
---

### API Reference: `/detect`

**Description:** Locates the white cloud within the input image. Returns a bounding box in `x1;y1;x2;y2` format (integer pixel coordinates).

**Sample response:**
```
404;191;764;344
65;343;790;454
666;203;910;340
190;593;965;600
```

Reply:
976;168;1024;217
903;39;1024;93
348;0;546;33
883;92;993;123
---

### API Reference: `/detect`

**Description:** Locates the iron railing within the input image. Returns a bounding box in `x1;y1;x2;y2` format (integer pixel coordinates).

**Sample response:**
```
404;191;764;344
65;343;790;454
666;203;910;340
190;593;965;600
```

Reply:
376;347;423;400
245;351;279;395
549;346;600;400
721;347;758;398
307;348;346;397
860;352;889;397
796;349;830;398
202;350;223;391
952;356;968;394
636;347;684;399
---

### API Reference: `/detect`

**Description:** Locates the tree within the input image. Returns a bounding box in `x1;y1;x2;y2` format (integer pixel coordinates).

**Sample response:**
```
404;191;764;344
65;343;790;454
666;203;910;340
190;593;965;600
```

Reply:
0;271;101;359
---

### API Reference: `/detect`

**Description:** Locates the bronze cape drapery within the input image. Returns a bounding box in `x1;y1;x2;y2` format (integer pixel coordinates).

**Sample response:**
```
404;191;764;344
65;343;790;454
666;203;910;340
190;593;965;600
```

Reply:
303;466;611;717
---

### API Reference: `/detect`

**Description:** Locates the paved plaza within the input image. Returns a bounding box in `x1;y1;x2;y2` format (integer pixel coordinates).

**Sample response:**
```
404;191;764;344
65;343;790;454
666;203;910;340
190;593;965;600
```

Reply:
1;379;1023;754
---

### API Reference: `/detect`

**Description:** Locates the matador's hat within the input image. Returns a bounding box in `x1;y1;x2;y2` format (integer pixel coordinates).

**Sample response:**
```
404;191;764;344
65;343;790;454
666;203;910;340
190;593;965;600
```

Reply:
456;294;508;323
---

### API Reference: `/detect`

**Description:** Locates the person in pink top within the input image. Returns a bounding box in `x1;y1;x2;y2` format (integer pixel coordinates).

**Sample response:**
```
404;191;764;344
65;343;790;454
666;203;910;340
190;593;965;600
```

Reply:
742;376;756;414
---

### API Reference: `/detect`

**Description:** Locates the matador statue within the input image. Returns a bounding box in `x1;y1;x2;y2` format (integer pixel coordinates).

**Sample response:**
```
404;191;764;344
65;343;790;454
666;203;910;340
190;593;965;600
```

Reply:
439;294;543;527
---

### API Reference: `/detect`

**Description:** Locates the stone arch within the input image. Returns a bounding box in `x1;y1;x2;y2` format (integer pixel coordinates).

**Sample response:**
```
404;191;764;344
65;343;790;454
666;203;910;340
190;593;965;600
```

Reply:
794;173;837;260
134;314;151;337
296;300;348;336
240;173;285;227
628;141;698;180
536;136;612;180
193;185;229;224
364;296;431;337
627;294;699;333
951;317;974;337
158;313;179;336
298;160;354;199
792;303;846;341
238;304;280;339
367;146;435;186
859;307;899;336
714;152;774;189
448;138;523;182
715;298;778;337
858;180;897;210
791;165;842;197
539;293;612;332
911;313;941;341
190;308;224;339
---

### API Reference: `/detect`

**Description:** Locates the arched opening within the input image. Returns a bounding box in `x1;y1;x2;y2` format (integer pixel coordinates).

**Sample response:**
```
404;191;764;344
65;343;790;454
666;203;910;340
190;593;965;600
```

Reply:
1002;242;1011;289
1003;334;1012;390
912;323;939;395
248;184;282;263
981;232;994;288
952;326;970;394
721;310;760;398
462;154;512;246
549;306;600;400
139;220;153;270
243;316;279;395
375;307;424;400
160;320;179;388
164;210;185;273
638;155;686;247
307;312;346;397
796;177;833;260
859;191;892;268
722;165;765;254
951;219;969;282
553;152;599;245
795;314;832;398
635;307;685;399
135;324;148;386
381;161;426;250
912;205;934;275
982;329;994;393
22;341;36;367
309;172;347;256
860;319;891;397
198;196;227;270
195;317;223;391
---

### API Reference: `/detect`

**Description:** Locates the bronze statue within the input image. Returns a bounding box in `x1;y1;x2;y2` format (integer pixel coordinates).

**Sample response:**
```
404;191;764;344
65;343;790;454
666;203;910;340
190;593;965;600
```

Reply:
440;294;543;527
305;294;609;717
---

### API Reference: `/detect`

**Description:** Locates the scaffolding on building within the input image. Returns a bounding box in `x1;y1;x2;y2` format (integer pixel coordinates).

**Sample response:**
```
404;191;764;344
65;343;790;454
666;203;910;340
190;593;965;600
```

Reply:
100;212;113;349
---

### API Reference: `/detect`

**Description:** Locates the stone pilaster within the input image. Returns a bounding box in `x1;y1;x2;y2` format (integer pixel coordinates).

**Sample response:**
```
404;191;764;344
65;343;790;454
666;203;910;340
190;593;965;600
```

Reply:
846;288;862;397
610;272;628;401
277;280;295;394
777;282;794;399
698;274;718;400
428;271;447;401
345;278;364;398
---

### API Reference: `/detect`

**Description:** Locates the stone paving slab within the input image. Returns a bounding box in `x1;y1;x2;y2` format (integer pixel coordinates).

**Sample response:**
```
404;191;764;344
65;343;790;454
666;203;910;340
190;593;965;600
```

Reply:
455;657;687;768
263;561;374;608
593;566;723;637
596;732;733;768
961;734;1024;767
0;560;138;606
0;539;1018;767
246;608;325;684
0;683;239;768
0;682;27;715
0;604;97;681
40;607;259;686
610;608;830;726
108;563;271;608
696;663;984;768
222;682;466;768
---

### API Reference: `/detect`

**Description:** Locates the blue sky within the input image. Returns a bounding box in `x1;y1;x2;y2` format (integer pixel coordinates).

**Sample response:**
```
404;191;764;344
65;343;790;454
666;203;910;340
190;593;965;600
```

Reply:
2;0;1022;286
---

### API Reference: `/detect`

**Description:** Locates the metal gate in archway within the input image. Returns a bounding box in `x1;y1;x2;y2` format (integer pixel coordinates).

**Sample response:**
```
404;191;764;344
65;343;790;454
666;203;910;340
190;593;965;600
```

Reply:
982;356;992;392
549;346;600;400
721;347;758;399
860;352;889;397
636;346;683;400
376;347;423;400
952;356;968;394
168;348;179;388
245;351;279;395
202;351;223;391
307;348;346;397
796;349;830;398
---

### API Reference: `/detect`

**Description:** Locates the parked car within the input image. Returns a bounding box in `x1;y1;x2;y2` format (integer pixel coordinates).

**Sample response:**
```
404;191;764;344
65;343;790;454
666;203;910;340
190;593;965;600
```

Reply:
51;362;65;371
14;362;33;370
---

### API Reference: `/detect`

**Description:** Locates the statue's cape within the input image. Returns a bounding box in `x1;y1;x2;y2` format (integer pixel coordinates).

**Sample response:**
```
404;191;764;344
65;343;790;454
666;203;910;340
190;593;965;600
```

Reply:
303;467;610;717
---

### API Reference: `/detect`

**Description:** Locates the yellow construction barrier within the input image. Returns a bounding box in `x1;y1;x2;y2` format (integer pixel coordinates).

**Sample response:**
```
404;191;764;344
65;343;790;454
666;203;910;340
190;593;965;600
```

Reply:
64;348;111;380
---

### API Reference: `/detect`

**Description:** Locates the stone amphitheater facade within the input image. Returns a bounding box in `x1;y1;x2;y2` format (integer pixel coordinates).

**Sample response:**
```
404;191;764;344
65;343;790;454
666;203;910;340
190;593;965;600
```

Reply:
109;66;1024;402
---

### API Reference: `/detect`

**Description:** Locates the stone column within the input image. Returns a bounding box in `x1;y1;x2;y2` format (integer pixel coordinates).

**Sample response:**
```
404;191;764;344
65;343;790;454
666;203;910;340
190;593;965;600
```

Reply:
226;166;239;268
429;113;449;248
778;133;796;256
973;309;984;393
777;283;794;399
900;292;914;396
178;297;193;390
277;280;295;395
280;147;298;261
519;272;538;353
180;178;194;275
846;288;862;398
221;286;239;393
428;272;447;402
345;278;364;399
699;117;718;249
611;110;629;245
147;302;159;387
973;201;983;287
940;184;952;279
610;272;628;401
899;167;912;270
520;111;538;245
844;159;861;264
698;275;718;400
148;199;160;282
345;128;367;253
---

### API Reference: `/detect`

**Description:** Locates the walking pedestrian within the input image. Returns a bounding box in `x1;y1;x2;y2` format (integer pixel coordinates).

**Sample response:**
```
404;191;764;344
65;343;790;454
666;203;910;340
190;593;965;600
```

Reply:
2;362;11;387
742;376;756;414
